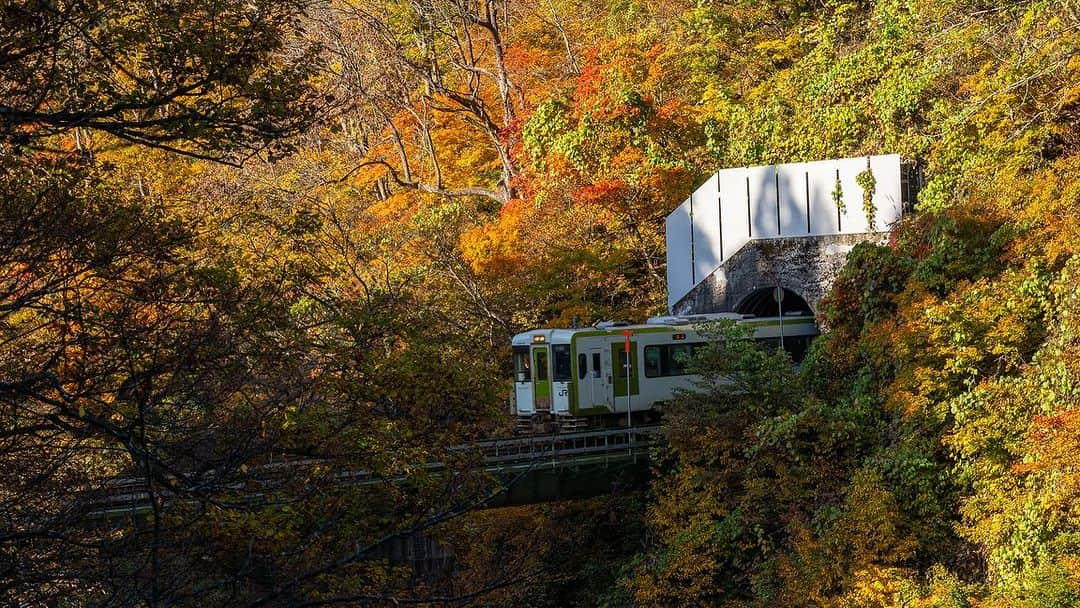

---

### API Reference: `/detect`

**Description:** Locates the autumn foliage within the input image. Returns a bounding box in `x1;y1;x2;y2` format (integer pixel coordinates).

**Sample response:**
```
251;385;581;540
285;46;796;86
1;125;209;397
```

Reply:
5;0;1080;606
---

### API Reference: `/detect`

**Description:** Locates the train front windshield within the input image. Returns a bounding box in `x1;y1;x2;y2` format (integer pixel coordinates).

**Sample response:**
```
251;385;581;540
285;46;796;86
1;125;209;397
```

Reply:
552;344;571;381
513;346;531;382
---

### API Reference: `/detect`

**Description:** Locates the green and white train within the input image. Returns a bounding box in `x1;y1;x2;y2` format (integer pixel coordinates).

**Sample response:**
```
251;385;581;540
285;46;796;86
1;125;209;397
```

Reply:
511;313;817;431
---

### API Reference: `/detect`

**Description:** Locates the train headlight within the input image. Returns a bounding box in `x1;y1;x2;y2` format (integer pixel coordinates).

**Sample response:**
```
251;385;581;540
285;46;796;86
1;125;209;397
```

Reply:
532;335;546;343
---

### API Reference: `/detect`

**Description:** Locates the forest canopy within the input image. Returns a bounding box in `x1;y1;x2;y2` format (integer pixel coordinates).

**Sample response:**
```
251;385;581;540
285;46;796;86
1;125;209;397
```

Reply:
2;0;1080;606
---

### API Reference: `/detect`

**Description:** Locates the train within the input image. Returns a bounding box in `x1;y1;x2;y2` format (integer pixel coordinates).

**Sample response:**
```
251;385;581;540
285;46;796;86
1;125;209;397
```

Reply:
511;312;818;432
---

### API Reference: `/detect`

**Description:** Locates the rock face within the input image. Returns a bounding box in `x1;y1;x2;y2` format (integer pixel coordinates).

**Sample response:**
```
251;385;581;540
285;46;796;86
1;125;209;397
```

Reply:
672;233;887;315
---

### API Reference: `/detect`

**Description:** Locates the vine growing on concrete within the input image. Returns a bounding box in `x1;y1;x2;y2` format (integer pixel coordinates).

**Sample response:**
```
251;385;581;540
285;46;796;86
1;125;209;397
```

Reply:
856;168;877;229
832;175;844;214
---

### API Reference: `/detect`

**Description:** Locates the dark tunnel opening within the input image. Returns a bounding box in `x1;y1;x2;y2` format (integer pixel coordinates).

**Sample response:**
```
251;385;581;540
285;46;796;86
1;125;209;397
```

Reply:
734;287;813;318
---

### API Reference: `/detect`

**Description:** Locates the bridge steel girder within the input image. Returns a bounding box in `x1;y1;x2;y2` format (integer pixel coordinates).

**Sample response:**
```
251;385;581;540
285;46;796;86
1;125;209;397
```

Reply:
486;456;652;509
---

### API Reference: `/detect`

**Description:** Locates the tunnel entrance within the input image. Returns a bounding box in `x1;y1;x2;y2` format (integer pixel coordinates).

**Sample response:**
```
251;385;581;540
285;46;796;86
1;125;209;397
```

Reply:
734;287;813;318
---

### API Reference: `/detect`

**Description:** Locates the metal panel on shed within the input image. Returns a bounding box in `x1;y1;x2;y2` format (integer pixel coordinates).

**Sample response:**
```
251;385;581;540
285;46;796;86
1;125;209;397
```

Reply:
665;197;694;310
806;159;839;234
718;167;750;261
836;157;871;234
691;173;723;284
777;162;809;236
869;154;903;230
747;165;779;239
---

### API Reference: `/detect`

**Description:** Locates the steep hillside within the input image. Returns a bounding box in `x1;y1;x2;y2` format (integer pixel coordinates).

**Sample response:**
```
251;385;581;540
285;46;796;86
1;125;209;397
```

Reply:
3;0;1079;605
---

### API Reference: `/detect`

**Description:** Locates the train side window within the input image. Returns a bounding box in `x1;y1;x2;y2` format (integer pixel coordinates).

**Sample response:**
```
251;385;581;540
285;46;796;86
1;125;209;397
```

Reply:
552;345;571;382
578;354;587;379
591;353;601;378
669;344;692;375
644;343;706;377
644;346;662;377
753;335;814;363
535;350;548;381
787;335;814;364
513;346;531;382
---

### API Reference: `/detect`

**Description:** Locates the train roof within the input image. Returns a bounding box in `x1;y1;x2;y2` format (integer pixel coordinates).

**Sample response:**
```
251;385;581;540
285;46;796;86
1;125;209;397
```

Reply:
510;328;582;346
511;313;817;345
511;325;663;346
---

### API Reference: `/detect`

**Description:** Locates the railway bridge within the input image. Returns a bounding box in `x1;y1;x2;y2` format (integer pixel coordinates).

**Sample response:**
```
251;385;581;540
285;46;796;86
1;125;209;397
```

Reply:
85;426;660;519
464;425;656;507
79;427;659;581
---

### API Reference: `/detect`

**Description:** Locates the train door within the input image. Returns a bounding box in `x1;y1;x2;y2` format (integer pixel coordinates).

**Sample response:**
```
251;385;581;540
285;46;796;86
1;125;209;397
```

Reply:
612;342;640;410
532;346;552;412
588;347;610;410
513;346;532;415
551;344;571;414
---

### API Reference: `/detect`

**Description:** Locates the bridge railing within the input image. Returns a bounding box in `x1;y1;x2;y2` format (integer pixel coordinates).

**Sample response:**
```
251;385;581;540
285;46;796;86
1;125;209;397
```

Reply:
462;425;660;470
79;426;663;518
